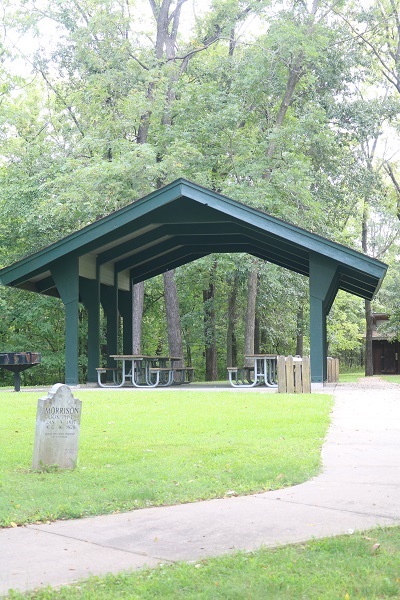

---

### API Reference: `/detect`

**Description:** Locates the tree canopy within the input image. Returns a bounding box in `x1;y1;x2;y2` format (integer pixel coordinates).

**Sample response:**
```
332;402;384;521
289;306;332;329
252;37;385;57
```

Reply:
0;0;399;383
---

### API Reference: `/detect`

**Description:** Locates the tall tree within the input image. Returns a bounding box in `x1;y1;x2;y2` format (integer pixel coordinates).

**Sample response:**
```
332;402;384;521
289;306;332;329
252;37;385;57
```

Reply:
203;259;218;380
163;269;183;364
241;0;349;358
226;270;240;368
244;262;258;365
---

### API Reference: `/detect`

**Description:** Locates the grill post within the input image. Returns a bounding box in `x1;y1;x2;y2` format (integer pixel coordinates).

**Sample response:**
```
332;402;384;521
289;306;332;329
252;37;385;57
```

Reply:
13;371;21;392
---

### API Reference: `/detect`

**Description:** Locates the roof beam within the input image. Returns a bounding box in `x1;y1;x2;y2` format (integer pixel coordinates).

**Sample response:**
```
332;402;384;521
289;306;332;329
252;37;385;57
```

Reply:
115;233;309;275
131;249;209;283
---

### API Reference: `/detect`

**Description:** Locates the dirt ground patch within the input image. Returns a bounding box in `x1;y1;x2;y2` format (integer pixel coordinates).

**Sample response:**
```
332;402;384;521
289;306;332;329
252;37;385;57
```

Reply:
333;376;400;390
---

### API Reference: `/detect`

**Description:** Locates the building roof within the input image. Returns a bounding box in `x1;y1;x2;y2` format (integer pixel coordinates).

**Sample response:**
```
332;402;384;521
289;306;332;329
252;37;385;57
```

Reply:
0;178;388;300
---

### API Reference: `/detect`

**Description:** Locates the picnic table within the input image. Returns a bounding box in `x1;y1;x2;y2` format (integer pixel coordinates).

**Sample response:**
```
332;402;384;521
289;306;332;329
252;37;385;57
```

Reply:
97;355;193;388
227;354;278;388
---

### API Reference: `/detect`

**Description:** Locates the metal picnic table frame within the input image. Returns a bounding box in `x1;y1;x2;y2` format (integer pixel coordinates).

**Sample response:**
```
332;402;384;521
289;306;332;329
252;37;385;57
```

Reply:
97;355;185;388
227;354;278;388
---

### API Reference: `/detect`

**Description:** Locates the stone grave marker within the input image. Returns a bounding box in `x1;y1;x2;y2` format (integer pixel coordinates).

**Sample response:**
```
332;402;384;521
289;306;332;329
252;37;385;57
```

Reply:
32;383;82;470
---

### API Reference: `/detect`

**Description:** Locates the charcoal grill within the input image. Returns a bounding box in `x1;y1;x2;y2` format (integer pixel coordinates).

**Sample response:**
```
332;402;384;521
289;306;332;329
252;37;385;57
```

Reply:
0;352;42;391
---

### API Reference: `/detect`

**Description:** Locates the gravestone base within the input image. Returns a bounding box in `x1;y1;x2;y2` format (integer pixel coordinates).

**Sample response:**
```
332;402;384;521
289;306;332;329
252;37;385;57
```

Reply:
32;384;82;470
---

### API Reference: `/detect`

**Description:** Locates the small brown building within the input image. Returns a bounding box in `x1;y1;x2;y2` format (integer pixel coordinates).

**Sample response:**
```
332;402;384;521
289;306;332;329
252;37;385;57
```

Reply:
372;314;400;375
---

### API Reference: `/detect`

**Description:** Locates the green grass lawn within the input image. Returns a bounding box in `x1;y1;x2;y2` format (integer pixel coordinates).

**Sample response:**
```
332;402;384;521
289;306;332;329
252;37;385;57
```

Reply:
338;372;400;385
6;526;400;599
379;375;400;384
0;389;332;527
339;371;364;383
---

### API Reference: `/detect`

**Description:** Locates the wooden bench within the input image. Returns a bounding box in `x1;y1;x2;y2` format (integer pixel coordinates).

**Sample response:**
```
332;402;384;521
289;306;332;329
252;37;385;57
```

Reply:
149;366;195;386
227;366;253;387
96;367;121;387
148;367;173;386
172;366;194;384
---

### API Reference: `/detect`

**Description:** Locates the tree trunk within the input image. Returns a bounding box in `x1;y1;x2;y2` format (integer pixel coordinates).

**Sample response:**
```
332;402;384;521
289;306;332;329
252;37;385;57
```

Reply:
254;315;260;354
203;261;218;381
185;333;192;368
132;281;144;354
226;271;239;367
163;269;183;365
244;264;258;366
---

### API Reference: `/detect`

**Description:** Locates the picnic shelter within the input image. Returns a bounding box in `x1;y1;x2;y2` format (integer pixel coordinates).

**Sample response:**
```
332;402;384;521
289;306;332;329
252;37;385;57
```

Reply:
0;179;388;385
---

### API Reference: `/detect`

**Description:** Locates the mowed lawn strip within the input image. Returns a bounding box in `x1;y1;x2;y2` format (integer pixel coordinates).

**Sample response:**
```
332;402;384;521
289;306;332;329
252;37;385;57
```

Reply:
339;373;400;384
6;527;400;599
379;375;400;384
339;371;365;383
0;390;332;526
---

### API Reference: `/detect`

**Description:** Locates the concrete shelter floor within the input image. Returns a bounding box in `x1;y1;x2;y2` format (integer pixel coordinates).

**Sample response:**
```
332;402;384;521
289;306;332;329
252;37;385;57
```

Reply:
1;379;400;596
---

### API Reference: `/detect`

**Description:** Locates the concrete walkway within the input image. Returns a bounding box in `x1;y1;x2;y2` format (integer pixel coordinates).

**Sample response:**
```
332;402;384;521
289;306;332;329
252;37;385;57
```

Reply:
2;380;400;596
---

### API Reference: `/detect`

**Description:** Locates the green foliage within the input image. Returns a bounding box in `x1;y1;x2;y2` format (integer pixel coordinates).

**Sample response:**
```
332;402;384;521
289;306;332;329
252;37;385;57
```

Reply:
328;291;365;358
0;287;90;385
0;0;399;379
35;461;61;474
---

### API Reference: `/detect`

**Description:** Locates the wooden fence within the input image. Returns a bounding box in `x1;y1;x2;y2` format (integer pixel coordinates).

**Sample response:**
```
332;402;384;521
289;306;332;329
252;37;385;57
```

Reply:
277;355;311;393
327;357;339;383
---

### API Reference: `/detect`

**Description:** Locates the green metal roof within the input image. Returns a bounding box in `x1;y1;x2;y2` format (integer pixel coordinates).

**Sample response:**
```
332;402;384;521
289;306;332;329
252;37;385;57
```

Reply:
0;178;387;300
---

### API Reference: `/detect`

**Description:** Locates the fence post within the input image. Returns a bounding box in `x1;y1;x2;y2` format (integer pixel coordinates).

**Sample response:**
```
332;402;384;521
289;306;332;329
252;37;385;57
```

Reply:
326;357;339;382
302;356;311;393
285;355;295;393
277;355;311;393
294;357;302;392
334;358;339;382
277;356;286;392
327;357;332;382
